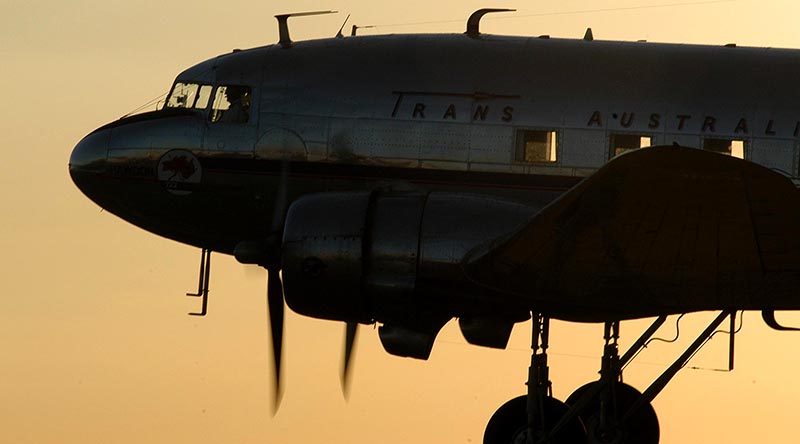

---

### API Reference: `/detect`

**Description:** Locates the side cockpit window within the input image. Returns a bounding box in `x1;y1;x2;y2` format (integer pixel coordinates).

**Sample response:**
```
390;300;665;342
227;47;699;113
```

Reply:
210;85;251;124
166;82;212;110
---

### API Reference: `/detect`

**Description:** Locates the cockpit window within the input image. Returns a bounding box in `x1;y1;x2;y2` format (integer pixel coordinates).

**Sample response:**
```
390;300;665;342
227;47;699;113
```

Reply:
210;85;251;123
166;82;213;110
194;85;212;109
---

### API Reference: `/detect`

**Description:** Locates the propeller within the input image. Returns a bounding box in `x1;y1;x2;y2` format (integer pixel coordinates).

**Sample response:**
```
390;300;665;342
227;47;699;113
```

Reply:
261;158;361;409
341;321;359;397
266;159;289;413
267;267;285;413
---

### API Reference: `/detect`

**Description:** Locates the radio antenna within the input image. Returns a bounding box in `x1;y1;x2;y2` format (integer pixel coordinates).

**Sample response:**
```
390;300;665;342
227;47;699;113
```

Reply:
336;14;351;38
275;10;338;48
465;8;515;38
351;24;376;36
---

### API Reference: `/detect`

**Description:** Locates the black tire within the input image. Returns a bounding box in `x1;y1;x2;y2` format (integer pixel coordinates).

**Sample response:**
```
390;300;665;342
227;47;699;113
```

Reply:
566;382;659;444
484;395;587;444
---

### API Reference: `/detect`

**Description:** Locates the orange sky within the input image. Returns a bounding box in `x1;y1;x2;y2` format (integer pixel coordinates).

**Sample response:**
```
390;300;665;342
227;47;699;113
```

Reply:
5;0;800;442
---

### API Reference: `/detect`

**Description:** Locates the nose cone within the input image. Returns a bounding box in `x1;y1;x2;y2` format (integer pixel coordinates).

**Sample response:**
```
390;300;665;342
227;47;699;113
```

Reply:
70;130;109;173
69;129;109;199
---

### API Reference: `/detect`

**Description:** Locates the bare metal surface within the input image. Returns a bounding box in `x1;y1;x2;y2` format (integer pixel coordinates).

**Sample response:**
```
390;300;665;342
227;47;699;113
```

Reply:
281;190;537;327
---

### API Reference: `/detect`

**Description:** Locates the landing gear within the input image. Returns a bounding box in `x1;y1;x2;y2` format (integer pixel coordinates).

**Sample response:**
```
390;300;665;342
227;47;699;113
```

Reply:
566;382;658;444
483;312;734;444
565;322;658;444
484;395;584;444
484;315;587;444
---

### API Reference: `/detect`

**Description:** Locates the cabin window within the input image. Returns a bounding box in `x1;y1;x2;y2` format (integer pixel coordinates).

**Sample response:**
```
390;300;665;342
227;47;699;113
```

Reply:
166;82;212;109
210;85;252;124
703;138;745;159
610;134;652;158
515;130;558;163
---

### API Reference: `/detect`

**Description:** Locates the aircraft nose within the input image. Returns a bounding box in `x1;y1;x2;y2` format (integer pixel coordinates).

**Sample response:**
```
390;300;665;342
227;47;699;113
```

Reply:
70;130;109;173
69;129;110;196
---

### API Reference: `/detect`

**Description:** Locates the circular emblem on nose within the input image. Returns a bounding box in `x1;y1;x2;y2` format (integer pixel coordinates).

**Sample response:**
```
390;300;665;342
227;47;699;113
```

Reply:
157;149;202;195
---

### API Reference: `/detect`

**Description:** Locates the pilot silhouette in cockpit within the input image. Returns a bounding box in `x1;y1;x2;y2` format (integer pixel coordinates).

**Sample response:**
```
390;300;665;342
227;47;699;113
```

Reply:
220;86;250;123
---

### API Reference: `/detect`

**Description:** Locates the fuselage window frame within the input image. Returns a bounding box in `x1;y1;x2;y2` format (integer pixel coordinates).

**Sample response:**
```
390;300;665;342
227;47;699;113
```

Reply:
702;137;746;159
513;128;560;165
209;84;253;125
609;133;653;159
165;81;214;111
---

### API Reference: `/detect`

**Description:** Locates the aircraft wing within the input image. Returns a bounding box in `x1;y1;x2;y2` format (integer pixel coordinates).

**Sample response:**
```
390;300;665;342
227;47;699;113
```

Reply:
465;146;800;320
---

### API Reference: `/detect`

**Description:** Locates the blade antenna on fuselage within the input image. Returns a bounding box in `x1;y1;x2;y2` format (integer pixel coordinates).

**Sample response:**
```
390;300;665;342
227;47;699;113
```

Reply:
275;10;338;48
465;8;515;38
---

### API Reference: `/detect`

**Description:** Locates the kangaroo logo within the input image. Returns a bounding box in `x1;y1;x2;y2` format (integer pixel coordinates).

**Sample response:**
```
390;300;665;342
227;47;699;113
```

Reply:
157;149;202;195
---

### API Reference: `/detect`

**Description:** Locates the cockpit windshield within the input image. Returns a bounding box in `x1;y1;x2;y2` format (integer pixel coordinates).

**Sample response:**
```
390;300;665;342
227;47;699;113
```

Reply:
165;82;213;110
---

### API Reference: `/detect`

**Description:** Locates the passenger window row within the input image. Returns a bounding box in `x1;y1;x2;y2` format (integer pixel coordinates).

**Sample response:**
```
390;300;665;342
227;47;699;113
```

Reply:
514;129;747;164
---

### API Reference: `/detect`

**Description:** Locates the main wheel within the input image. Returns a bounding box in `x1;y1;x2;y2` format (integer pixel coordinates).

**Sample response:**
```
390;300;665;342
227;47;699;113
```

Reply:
484;395;587;444
566;382;659;444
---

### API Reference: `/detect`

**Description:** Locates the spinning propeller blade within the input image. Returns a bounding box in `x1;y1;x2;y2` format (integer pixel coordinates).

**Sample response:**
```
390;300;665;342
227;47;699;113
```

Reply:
341;322;358;397
266;160;289;413
263;160;360;407
267;268;285;413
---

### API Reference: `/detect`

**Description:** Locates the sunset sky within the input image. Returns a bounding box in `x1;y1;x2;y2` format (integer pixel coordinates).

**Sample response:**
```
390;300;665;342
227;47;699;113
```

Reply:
6;0;800;442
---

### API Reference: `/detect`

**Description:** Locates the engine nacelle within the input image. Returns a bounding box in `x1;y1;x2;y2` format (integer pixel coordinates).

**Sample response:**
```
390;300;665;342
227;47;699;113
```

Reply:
281;190;536;330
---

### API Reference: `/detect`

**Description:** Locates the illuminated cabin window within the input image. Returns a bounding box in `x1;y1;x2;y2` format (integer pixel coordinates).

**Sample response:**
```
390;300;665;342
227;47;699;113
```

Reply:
703;138;745;159
515;130;558;163
610;134;652;158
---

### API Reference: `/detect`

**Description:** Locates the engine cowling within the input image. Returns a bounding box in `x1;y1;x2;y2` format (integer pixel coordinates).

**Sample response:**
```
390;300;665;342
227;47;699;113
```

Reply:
281;190;536;331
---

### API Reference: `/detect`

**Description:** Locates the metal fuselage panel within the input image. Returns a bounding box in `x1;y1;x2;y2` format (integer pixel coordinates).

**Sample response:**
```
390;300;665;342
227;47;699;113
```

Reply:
70;34;800;317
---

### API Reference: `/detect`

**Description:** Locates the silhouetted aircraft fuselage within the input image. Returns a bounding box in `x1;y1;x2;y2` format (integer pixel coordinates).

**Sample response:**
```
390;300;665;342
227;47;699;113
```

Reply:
71;33;800;319
69;25;800;443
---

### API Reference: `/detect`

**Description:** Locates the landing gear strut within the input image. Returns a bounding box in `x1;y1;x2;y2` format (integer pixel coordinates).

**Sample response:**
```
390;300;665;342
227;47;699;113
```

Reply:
483;311;734;444
566;321;659;444
484;314;587;443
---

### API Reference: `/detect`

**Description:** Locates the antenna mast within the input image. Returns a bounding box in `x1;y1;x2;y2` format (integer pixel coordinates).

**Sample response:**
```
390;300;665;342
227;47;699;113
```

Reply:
275;10;338;48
